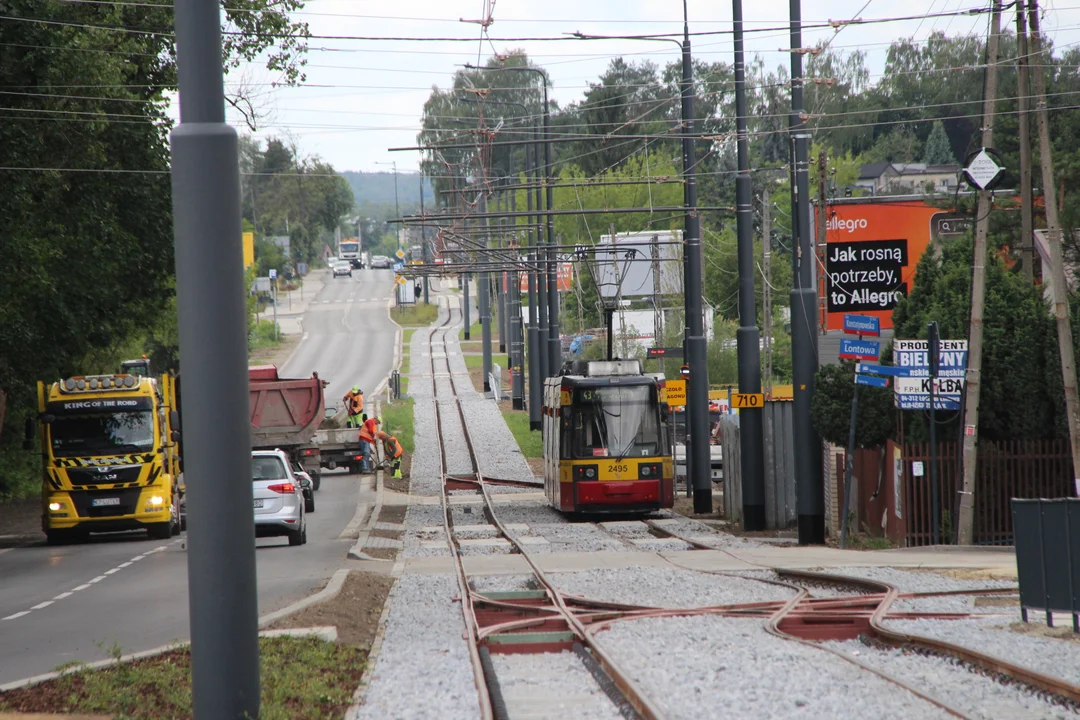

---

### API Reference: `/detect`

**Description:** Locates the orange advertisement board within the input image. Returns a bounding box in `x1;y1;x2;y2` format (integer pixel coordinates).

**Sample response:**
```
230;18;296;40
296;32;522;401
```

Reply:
818;199;971;332
516;262;574;293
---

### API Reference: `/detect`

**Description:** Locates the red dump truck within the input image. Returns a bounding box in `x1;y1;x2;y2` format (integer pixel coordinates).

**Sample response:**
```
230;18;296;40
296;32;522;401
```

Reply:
249;366;325;489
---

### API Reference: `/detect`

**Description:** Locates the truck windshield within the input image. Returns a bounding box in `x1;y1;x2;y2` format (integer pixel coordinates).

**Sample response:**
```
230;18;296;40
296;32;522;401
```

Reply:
49;411;155;457
339;242;359;254
572;386;661;459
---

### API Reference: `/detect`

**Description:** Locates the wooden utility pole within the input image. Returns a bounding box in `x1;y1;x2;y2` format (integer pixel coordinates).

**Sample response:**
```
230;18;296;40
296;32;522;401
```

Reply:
1029;0;1080;496
817;149;828;333
762;184;773;394
1017;0;1035;284
957;0;1003;545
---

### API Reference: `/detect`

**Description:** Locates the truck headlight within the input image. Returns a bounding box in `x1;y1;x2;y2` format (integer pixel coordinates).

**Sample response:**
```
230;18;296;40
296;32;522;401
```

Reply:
148;495;164;506
48;502;62;511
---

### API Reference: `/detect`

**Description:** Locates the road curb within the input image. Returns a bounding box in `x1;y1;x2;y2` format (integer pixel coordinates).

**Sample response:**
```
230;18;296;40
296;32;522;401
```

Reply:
0;573;349;694
338;476;375;541
347;470;386;561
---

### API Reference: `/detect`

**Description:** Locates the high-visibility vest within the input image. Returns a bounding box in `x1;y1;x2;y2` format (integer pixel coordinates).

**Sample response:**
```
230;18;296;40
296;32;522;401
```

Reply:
346;392;364;416
359;419;379;443
384;437;403;459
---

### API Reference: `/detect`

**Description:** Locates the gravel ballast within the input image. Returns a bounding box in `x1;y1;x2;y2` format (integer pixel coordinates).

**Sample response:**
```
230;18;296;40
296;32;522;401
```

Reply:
597;616;953;719
822;639;1080;720
551;567;796;609
354;573;480;720
489;652;623;720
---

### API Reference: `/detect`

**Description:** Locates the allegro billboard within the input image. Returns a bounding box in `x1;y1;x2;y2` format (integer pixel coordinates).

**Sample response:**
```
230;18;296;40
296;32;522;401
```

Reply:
817;199;971;332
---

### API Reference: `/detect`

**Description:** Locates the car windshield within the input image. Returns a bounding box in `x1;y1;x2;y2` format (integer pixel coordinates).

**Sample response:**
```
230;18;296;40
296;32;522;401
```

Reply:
252;456;288;481
571;385;661;459
50;411;155;457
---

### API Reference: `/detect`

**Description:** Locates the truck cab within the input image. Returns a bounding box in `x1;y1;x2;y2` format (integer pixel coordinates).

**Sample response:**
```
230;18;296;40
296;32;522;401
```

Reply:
32;370;182;544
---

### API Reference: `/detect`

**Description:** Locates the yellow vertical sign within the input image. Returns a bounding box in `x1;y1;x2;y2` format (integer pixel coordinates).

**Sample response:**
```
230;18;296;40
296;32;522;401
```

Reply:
242;232;254;268
664;379;687;407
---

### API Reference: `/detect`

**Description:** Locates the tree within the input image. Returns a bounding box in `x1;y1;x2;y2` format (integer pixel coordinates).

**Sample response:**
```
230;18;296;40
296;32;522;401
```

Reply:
922;121;956;165
811;361;896;448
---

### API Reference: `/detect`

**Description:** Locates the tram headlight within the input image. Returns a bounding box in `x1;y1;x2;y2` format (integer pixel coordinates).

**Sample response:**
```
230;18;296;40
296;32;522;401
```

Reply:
575;464;599;481
639;462;662;480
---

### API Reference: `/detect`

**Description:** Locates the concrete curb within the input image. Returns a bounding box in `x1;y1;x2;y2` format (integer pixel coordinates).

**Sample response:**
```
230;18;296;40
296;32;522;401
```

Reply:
338;476;374;541
0;571;350;694
347;470;386;561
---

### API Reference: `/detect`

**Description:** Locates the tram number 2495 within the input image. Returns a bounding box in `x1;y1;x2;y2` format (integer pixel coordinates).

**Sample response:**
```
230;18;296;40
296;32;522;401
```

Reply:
607;463;629;474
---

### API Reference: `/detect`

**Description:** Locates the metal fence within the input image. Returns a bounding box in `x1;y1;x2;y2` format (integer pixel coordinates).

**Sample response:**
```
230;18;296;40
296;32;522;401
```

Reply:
901;439;1074;546
721;401;796;529
1012;498;1080;631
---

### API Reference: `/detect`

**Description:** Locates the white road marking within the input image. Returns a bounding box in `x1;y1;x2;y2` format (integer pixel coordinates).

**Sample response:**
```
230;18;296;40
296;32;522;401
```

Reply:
53;592;72;600
2;611;30;621
118;562;132;568
71;584;91;592
30;601;53;610
104;568;119;575
130;555;144;562
89;575;106;583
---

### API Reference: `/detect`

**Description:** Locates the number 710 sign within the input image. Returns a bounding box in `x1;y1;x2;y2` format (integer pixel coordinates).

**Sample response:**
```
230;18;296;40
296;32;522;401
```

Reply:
731;393;764;409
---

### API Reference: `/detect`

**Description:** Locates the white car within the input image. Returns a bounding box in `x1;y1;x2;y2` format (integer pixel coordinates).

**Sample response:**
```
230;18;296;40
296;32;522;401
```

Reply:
371;255;392;269
332;261;352;278
251;450;307;546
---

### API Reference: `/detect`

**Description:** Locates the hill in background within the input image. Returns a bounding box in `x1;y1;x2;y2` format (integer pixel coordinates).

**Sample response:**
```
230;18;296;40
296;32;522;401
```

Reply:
340;170;434;212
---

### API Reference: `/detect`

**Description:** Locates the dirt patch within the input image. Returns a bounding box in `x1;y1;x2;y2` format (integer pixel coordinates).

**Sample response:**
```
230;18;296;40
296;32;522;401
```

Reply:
266;570;395;647
906;567;1019;582
673;494;726;522
249;332;302;367
1006;621;1080;642
382;457;411;494
0;498;45;547
526;457;545;480
370;528;403;540
363;547;398;561
378;505;407;525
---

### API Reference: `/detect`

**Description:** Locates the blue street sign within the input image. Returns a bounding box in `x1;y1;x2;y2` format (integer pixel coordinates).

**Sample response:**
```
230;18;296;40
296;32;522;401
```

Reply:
843;314;881;336
855;374;890;388
856;363;910;378
839;337;880;360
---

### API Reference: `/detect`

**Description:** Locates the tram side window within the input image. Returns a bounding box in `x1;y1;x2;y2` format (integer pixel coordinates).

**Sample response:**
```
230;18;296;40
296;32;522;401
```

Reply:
572;386;661;458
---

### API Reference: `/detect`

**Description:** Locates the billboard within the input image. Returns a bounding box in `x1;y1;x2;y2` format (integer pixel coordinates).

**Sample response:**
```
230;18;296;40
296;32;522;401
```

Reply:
593;231;683;298
818;200;972;331
515;263;574;293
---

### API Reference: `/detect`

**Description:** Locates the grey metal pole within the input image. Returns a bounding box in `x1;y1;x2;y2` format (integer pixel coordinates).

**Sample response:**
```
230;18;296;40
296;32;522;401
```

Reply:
463;273;471;339
527;128;542;428
481;270;493;393
680;5;712;514
733;0;766;530
535;122;550;385
790;0;824;544
420;172;430;304
839;383;859;549
170;0;260;716
928;321;940;545
542;84;561;376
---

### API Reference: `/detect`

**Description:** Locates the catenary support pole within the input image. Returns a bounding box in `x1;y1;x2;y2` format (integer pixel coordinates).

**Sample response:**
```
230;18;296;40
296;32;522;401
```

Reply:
929;321;940;546
1029;0;1080;497
790;0;824;544
957;0;1002;545
1017;0;1034;284
170;0;261;716
420;171;430;303
762;184;774;393
680;2;712;514
542;87;560;375
463;272;471;339
480;195;493;393
535;122;550;385
733;0;766;530
839;383;859;550
527;130;542;427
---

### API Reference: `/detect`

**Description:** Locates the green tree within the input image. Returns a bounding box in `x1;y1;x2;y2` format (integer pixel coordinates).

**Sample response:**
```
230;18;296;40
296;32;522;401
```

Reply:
811;362;896;447
922;121;956;165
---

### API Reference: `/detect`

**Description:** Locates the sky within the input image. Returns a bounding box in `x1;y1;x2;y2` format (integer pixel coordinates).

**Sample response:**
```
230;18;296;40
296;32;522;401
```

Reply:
221;0;1080;174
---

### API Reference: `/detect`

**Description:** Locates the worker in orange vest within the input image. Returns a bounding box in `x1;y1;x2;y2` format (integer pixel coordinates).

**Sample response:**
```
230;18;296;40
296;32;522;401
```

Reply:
343;386;364;428
357;416;381;474
376;430;404;479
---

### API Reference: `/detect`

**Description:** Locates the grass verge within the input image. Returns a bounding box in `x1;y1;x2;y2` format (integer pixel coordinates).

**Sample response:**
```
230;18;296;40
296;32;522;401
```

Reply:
502;408;542;458
402;328;418;347
461;323;500;343
399;352;410;376
381;396;415;453
463;354;509;370
391;303;438;327
0;636;366;720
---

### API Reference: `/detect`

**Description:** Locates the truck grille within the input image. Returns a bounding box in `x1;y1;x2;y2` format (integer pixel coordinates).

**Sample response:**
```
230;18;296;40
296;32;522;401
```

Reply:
70;488;143;518
67;466;143;487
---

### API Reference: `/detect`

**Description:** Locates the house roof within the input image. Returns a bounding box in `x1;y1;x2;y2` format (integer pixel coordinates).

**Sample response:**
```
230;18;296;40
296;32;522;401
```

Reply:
858;162;890;180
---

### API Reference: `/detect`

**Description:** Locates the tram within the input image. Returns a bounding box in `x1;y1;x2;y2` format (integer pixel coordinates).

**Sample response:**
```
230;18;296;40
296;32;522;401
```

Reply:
542;359;674;514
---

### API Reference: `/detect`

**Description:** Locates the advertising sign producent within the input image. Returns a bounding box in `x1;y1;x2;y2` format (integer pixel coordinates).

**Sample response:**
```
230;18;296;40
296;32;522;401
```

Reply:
818;199;973;332
893;338;968;410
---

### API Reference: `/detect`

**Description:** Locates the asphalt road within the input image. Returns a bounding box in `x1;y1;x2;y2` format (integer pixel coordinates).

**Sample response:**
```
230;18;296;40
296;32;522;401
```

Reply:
0;270;395;686
283;267;399;410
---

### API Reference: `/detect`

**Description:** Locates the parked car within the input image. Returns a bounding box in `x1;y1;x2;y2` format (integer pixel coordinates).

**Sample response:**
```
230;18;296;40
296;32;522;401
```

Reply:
293;464;316;513
371;255;392;269
251;449;307;546
332;261;352;278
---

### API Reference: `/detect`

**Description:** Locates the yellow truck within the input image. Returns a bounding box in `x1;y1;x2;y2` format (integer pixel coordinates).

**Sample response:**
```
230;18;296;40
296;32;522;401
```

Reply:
29;360;183;544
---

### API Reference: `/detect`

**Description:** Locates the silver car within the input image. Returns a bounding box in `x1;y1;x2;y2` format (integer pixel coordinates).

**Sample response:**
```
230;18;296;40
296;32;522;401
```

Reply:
252;450;307;546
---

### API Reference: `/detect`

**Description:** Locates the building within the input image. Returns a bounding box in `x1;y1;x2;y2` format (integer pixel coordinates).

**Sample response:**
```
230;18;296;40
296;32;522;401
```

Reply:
855;162;961;196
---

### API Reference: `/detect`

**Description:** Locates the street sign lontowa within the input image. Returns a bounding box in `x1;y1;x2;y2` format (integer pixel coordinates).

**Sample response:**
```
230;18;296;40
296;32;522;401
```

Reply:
839;337;880;360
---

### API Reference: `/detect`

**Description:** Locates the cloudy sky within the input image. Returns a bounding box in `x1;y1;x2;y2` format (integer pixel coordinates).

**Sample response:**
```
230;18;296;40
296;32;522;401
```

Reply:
220;0;1080;173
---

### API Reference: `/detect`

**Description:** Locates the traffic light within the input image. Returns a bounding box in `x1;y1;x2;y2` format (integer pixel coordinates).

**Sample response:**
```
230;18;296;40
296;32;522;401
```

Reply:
680;364;690;379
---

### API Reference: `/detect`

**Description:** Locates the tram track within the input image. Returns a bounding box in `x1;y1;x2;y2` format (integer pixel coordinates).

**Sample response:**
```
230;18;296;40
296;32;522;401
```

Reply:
426;305;660;720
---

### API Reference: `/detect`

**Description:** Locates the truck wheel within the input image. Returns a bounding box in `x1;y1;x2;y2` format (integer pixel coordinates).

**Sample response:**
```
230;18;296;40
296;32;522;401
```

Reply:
148;521;172;540
312;472;321;491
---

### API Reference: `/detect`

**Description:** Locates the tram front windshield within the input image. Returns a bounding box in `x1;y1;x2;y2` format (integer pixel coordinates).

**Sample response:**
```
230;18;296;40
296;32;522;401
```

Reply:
572;386;661;458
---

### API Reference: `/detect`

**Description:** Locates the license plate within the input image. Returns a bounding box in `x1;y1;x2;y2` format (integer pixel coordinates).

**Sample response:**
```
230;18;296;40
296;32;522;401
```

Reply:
91;497;121;507
253;499;264;508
